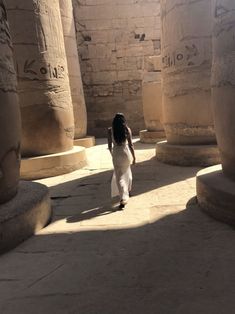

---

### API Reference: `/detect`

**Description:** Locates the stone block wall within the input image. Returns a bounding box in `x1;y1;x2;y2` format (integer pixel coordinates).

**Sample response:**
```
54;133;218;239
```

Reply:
73;0;161;136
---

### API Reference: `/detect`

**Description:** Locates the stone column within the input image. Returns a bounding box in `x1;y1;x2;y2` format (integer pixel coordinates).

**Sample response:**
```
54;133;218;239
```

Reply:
140;56;165;144
59;0;87;139
7;0;75;157
197;0;235;225
156;0;220;166
0;0;21;204
0;0;52;254
6;0;87;179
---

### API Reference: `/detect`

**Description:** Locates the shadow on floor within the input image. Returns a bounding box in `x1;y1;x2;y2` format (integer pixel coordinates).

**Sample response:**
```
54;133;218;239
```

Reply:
1;199;235;314
49;156;200;223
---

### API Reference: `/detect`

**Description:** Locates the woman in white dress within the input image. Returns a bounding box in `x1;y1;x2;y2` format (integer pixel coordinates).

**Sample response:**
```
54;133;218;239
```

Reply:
108;113;136;209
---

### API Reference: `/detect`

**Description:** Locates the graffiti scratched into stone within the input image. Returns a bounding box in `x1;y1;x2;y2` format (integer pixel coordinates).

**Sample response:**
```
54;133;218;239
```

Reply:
20;59;66;80
162;41;208;72
24;59;37;75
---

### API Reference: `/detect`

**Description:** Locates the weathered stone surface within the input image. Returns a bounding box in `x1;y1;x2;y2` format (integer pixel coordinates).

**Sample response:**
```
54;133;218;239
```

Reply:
74;136;95;148
161;0;215;144
156;140;220;166
211;0;235;180
73;0;161;136
0;181;51;253
21;146;87;180
139;130;165;144
145;55;162;72
196;0;235;227
142;71;164;132
0;1;21;204
197;165;235;226
7;0;74;157
60;0;87;139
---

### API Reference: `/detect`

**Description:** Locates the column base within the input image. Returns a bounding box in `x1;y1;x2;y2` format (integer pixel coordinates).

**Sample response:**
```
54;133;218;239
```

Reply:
197;165;235;226
139;130;165;144
0;181;51;253
20;146;87;180
74;136;95;148
156;140;220;166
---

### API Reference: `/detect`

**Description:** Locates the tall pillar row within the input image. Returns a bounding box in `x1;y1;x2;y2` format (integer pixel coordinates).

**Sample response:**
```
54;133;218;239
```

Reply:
156;0;220;166
0;0;51;254
197;0;235;225
6;0;87;180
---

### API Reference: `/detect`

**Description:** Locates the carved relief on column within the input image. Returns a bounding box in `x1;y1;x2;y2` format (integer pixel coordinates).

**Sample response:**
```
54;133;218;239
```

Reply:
60;0;87;139
0;0;21;203
211;0;235;179
7;0;74;157
161;0;216;145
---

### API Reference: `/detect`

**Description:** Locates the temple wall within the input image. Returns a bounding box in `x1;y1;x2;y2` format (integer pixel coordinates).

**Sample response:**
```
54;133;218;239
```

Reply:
73;0;161;136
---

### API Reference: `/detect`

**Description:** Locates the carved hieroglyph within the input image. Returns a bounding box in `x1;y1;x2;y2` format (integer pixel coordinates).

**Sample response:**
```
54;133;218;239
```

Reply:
7;0;74;157
60;0;87;139
211;0;235;179
0;0;21;203
161;0;216;144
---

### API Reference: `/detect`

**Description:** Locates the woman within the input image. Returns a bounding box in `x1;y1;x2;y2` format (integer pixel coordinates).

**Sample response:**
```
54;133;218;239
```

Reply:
108;113;136;209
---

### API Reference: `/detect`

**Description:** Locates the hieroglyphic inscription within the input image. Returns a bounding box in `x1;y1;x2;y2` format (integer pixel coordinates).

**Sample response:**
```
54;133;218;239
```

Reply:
162;40;210;73
17;59;66;80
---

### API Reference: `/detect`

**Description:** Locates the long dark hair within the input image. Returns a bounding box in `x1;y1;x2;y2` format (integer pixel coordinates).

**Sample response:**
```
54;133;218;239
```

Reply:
112;113;128;144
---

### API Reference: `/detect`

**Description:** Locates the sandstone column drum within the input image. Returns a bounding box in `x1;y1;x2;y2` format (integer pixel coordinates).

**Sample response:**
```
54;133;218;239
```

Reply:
59;0;87;138
0;0;21;203
140;56;165;144
7;0;75;157
6;0;87;179
156;0;220;166
0;0;51;254
197;0;235;225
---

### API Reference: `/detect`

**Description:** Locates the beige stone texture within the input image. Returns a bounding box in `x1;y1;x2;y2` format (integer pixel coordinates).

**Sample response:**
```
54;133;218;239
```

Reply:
1;139;235;313
196;0;235;227
197;164;235;226
20;146;87;180
60;0;87;139
156;140;220;166
142;72;164;132
139;129;165;144
73;0;161;136
0;1;21;204
0;180;51;253
7;0;75;157
161;0;216;145
74;136;96;148
145;55;162;72
211;0;235;180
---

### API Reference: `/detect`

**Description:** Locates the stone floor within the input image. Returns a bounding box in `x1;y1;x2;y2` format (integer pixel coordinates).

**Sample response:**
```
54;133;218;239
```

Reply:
0;139;235;314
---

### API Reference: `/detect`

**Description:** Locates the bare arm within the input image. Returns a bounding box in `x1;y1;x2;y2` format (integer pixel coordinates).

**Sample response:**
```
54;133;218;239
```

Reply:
127;127;136;164
107;127;113;156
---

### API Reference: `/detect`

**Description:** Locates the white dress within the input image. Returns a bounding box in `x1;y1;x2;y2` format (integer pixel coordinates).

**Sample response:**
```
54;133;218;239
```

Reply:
111;136;132;202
